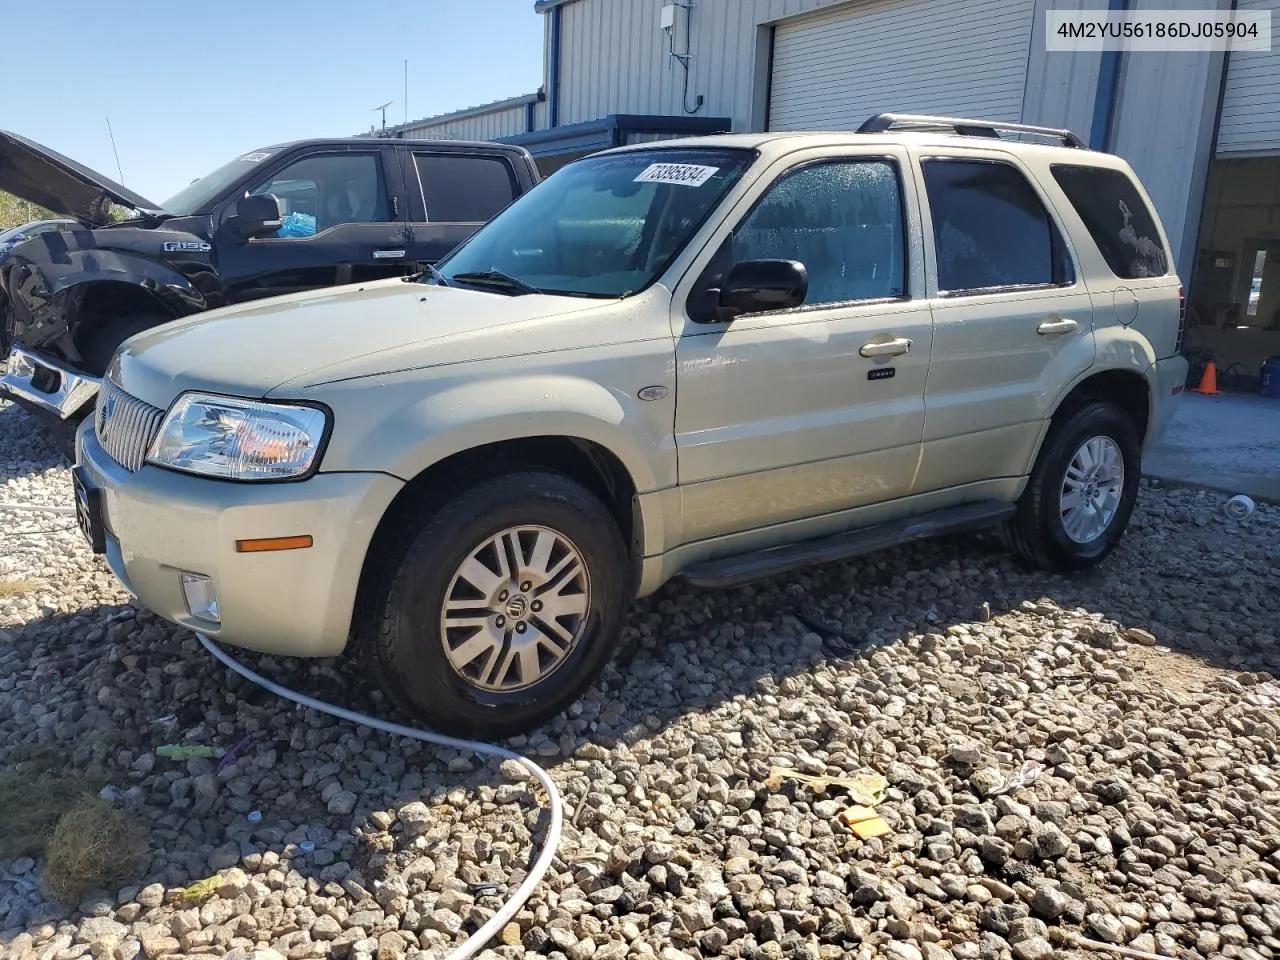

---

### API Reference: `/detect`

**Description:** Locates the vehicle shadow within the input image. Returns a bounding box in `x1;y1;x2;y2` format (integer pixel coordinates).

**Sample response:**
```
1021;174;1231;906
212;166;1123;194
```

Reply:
0;485;1274;939
0;401;68;483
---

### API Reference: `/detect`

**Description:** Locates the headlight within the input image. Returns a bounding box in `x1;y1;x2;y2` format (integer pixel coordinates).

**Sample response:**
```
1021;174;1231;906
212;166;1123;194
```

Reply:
147;393;328;481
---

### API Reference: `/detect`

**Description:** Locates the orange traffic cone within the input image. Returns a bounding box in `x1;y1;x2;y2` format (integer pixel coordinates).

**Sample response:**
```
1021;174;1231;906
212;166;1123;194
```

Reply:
1193;361;1218;396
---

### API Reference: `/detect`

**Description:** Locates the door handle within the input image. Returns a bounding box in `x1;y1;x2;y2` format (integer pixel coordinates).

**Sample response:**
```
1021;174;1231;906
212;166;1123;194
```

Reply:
373;248;406;259
1037;317;1079;336
859;337;913;359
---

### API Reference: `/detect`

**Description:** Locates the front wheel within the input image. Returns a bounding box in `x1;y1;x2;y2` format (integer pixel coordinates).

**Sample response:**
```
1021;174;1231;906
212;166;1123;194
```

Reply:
363;470;630;739
1006;401;1142;571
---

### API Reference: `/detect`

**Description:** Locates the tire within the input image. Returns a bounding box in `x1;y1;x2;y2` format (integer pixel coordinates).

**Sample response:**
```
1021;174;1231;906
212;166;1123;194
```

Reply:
46;314;167;461
1006;401;1141;571
81;313;167;376
364;470;630;739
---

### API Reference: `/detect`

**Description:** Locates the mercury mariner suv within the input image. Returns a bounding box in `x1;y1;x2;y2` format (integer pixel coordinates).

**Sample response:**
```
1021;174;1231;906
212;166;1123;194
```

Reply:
72;114;1188;737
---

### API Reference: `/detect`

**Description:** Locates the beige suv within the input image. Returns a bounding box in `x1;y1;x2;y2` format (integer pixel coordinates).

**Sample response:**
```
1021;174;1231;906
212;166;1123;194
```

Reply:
73;114;1188;737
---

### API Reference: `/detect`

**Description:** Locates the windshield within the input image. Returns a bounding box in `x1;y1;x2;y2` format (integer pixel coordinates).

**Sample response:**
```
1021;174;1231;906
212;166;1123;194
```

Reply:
161;148;279;215
435;148;755;298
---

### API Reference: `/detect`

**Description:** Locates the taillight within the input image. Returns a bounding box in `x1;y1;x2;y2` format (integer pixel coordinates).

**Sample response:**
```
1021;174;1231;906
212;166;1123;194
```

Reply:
1176;283;1187;351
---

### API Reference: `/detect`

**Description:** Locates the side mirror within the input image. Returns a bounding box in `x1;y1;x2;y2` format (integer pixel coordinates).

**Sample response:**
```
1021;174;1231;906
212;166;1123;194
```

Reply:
717;259;808;319
227;193;283;240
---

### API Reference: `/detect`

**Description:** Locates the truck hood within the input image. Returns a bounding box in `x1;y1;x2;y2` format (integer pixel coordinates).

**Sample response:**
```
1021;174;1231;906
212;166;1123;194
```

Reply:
0;130;164;227
114;278;609;408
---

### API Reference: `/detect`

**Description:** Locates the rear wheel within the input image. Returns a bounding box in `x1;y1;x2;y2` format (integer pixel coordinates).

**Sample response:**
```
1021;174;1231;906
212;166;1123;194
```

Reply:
363;470;630;738
1006;401;1141;571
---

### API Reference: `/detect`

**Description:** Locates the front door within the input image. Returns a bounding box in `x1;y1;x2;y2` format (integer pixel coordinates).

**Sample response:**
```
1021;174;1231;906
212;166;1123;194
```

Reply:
216;149;408;303
911;151;1096;493
673;149;933;545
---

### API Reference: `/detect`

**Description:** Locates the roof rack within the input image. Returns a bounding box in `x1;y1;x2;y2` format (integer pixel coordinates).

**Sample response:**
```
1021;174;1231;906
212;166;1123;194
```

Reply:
857;113;1088;149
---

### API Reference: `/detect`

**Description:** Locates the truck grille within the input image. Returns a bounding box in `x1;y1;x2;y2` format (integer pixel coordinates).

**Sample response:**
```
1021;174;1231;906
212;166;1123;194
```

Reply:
95;378;165;472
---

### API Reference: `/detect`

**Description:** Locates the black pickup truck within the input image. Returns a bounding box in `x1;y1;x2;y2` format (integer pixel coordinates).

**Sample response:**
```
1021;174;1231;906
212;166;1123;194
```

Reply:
0;130;541;450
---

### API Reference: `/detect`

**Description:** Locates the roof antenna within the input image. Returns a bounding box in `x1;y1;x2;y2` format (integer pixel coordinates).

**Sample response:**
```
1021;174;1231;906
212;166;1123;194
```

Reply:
404;61;409;125
105;117;125;184
373;100;393;134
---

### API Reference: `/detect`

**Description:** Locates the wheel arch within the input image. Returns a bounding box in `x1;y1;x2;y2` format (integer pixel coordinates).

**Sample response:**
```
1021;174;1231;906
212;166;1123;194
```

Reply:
352;434;645;639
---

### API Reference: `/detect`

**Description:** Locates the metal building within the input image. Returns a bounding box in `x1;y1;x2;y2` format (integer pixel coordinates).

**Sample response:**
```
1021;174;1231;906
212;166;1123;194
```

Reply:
388;0;1280;379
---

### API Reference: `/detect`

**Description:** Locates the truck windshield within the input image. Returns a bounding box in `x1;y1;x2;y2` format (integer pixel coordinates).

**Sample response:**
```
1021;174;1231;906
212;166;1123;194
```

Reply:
435;148;755;298
161;148;280;216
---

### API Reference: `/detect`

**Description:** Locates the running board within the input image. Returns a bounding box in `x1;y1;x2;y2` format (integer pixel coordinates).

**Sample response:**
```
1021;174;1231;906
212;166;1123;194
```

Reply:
678;500;1016;589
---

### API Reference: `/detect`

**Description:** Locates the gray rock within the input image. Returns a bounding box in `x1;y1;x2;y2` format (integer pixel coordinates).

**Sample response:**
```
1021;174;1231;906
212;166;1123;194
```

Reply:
1085;913;1127;944
397;801;432;836
1011;937;1053;960
886;942;924;960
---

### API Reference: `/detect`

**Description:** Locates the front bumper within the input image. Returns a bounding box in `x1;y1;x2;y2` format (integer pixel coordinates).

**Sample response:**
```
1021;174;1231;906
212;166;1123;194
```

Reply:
0;344;100;418
1147;354;1190;448
76;419;404;657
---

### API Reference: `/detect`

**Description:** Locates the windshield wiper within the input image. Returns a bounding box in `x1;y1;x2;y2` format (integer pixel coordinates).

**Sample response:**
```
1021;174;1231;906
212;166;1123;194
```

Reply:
450;270;542;296
404;263;450;286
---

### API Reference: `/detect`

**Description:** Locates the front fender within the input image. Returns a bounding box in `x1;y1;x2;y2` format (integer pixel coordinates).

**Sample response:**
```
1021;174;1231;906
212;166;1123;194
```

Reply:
310;371;675;496
2;244;206;355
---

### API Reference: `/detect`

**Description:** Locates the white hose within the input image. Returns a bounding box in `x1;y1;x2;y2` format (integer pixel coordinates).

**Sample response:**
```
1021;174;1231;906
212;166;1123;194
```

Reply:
197;633;562;960
0;503;78;515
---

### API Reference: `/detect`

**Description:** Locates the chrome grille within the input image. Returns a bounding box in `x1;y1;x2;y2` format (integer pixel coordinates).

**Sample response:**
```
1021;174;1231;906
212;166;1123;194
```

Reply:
95;378;164;472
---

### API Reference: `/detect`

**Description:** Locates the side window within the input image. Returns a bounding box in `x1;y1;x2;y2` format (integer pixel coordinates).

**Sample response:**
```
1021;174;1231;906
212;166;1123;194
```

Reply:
731;159;906;306
1050;164;1169;279
922;159;1074;294
249;153;390;238
415;154;517;223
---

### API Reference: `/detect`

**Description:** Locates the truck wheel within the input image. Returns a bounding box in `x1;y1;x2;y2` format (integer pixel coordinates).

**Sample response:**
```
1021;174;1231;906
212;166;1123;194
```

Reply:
81;313;167;376
1006;401;1141;571
365;470;630;738
46;314;167;461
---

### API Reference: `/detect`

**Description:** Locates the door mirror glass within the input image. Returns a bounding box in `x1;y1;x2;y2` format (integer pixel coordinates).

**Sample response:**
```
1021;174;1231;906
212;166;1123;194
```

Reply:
719;259;808;318
228;193;283;240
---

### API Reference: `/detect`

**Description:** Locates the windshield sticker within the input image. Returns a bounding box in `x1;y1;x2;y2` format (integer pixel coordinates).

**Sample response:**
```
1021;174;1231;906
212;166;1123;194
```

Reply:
239;151;273;163
634;163;719;187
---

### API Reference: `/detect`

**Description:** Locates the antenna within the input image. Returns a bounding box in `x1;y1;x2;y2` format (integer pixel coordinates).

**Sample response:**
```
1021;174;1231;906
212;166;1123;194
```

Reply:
105;117;125;184
373;100;393;133
404;61;408;125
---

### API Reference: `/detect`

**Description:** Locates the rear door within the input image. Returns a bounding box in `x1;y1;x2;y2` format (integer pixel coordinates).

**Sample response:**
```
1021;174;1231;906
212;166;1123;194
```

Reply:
403;151;522;269
911;148;1096;494
216;147;408;302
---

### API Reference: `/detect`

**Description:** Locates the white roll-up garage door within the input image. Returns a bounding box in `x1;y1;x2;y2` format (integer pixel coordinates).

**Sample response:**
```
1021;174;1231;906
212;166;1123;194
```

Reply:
768;0;1036;132
1216;0;1280;156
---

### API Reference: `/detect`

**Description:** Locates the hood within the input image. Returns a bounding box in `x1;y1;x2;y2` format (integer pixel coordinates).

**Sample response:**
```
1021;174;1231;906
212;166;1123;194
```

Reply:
0;130;163;227
113;278;607;408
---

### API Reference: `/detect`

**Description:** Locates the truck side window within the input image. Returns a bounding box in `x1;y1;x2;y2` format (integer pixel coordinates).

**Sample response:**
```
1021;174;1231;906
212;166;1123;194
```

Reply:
250;153;390;236
731;159;907;307
414;154;517;223
922;159;1074;294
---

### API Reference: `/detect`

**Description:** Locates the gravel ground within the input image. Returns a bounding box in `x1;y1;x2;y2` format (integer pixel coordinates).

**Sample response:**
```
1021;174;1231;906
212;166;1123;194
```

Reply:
2;395;1280;960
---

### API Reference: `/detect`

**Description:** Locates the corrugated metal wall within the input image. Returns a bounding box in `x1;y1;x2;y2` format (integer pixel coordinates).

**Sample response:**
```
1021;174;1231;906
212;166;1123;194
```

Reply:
1108;0;1230;275
767;0;1034;130
398;104;534;141
556;0;852;131
1216;0;1280;155
1021;0;1106;136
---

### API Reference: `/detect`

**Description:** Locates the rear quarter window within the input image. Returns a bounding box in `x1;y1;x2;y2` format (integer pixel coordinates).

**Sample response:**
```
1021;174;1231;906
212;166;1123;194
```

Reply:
1050;164;1169;279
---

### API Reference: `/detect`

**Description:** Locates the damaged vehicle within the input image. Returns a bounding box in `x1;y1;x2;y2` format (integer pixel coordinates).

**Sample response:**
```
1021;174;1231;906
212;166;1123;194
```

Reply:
0;130;540;451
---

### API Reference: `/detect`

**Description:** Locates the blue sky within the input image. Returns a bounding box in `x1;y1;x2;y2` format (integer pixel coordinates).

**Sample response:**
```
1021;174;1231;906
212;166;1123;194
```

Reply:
1;0;545;205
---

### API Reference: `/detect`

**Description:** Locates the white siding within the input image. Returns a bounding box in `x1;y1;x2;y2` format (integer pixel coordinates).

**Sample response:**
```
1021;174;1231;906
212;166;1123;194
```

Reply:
556;0;854;130
768;0;1035;130
1216;0;1280;155
1021;0;1107;138
1109;0;1231;275
399;104;532;142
